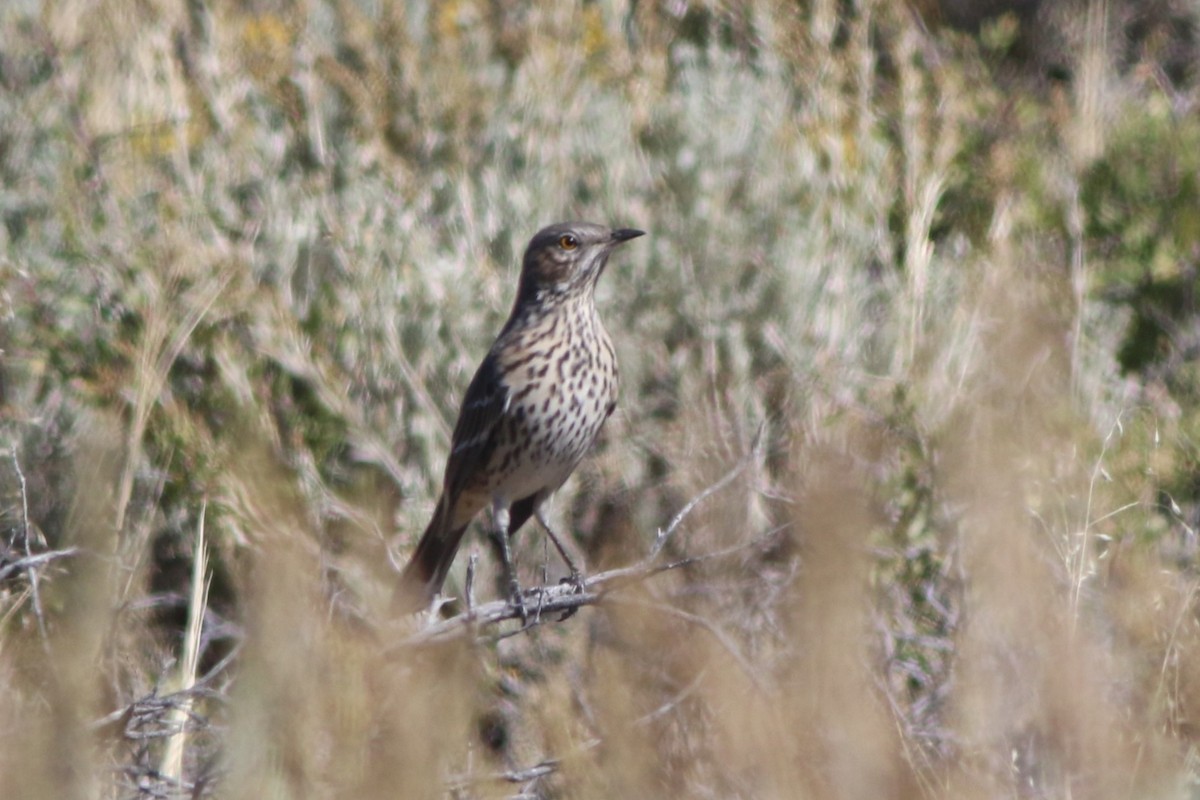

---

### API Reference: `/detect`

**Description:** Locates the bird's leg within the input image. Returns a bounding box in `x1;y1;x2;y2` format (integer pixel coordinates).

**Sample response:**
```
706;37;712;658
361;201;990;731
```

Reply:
535;505;587;595
490;500;526;622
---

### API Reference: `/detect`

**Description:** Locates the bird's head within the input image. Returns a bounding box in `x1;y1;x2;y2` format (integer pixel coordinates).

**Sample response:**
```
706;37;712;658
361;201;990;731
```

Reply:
516;222;644;304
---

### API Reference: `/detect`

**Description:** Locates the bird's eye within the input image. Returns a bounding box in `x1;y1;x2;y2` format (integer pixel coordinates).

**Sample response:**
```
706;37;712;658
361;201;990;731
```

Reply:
559;234;579;251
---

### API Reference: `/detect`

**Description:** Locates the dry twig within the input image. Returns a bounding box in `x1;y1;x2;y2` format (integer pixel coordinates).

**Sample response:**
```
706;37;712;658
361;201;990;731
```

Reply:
391;429;776;649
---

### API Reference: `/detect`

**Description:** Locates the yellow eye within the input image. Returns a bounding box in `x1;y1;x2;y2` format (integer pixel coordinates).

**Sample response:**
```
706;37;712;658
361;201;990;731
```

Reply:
559;234;579;250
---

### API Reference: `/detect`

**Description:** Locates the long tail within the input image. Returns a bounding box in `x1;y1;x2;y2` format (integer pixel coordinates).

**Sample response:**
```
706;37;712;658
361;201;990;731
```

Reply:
394;496;470;614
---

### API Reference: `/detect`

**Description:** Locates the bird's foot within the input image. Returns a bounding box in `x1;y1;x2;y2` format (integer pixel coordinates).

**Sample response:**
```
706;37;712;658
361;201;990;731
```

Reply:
559;570;587;594
556;570;588;620
508;577;529;625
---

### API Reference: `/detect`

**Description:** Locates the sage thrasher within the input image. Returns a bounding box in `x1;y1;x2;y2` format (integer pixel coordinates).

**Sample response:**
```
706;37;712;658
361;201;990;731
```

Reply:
395;222;644;613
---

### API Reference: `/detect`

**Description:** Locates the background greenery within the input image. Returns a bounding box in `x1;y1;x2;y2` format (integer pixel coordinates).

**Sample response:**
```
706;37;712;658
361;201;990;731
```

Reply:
3;0;1200;797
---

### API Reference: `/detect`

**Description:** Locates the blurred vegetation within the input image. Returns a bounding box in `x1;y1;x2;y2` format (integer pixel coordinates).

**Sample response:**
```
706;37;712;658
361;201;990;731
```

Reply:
2;0;1200;797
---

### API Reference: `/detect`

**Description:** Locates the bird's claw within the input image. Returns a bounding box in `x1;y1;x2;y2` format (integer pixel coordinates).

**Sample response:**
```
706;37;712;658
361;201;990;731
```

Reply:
560;570;587;594
556;571;587;620
508;579;529;625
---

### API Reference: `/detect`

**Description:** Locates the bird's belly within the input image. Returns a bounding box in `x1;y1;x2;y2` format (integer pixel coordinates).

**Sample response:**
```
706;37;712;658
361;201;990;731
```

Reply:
492;452;577;502
484;390;611;501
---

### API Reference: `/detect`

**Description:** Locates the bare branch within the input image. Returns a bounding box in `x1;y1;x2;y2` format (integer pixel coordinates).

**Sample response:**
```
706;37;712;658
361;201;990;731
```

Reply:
388;426;772;648
389;523;788;649
606;596;770;694
448;739;601;795
501;760;560;783
9;446;49;638
634;668;708;727
651;420;764;557
0;547;80;582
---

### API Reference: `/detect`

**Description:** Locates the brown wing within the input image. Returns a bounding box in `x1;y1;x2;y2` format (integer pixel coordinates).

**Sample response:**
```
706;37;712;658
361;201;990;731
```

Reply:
441;352;510;497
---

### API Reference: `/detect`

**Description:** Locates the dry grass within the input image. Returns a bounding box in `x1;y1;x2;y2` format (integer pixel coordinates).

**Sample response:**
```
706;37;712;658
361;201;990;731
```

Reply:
2;0;1199;797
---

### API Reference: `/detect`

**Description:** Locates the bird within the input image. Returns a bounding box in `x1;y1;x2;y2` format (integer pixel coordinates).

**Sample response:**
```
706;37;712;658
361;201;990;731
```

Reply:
395;221;644;614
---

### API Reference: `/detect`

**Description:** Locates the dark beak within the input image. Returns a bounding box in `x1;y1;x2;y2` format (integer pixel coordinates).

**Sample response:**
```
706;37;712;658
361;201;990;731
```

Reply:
610;228;645;243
